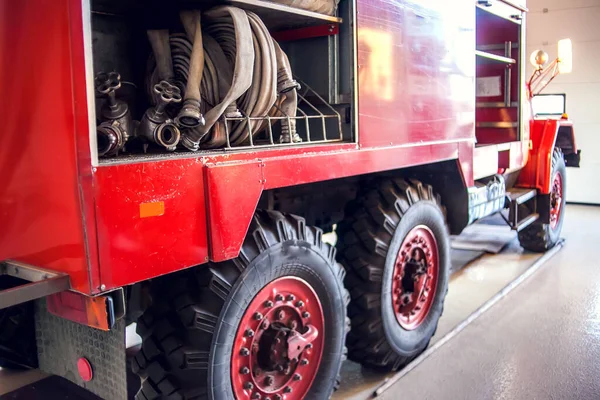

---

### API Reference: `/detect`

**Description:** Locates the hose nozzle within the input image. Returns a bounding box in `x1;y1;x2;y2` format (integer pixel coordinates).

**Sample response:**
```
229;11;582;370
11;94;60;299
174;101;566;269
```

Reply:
138;81;183;150
155;122;181;151
175;99;205;128
94;72;133;156
97;120;124;156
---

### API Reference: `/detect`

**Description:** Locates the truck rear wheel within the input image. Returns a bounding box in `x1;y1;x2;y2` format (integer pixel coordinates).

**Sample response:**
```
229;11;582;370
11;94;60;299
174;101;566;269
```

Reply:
337;179;450;371
133;211;349;400
518;148;566;252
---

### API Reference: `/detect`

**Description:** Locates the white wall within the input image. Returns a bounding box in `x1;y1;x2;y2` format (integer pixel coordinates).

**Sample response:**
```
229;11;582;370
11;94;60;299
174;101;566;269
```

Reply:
526;0;600;204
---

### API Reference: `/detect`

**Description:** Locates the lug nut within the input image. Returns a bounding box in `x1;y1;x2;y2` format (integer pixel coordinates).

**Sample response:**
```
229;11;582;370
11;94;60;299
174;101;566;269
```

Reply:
284;386;292;393
289;320;298;330
302;311;310;318
293;373;302;381
295;300;304;307
265;300;274;308
275;294;284;301
254;312;263;320
251;393;261;400
240;347;250;356
244;382;254;390
300;358;309;366
306;343;313;349
276;310;285;320
276;365;284;372
274;395;282;400
264;375;274;386
286;294;295;301
240;366;250;374
245;329;255;337
262;320;270;329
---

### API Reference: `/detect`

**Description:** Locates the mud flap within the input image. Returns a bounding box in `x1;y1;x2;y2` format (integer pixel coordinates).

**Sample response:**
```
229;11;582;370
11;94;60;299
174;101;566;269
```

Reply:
35;299;128;400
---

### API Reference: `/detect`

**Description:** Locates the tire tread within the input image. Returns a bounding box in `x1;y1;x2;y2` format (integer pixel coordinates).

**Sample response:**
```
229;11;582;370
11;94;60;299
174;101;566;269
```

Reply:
337;178;447;371
134;210;350;398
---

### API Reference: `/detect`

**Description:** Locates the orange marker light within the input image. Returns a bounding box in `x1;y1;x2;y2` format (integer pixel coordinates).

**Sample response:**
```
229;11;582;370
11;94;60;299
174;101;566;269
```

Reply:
140;201;165;218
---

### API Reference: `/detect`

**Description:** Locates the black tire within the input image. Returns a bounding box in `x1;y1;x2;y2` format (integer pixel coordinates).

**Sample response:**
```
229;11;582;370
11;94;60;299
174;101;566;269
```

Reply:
133;210;349;400
518;148;566;252
336;179;450;371
0;277;38;370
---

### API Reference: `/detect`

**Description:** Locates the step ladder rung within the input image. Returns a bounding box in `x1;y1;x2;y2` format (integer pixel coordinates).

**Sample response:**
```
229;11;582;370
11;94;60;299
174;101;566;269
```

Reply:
514;213;539;231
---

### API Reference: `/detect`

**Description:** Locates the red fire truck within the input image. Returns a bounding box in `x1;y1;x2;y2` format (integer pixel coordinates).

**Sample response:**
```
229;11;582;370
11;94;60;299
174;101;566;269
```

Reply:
0;0;578;399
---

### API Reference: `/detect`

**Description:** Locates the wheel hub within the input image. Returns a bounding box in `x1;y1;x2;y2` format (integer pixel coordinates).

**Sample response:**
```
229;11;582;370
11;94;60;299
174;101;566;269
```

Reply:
550;171;563;229
232;277;324;399
391;226;439;330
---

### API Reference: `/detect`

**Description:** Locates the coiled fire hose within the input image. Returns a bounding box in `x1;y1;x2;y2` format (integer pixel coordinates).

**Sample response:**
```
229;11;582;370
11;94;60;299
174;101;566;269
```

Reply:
147;6;300;151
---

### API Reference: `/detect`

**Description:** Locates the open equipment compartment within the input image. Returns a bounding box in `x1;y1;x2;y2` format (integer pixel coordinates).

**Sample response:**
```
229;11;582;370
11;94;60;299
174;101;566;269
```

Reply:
89;0;355;163
475;0;526;147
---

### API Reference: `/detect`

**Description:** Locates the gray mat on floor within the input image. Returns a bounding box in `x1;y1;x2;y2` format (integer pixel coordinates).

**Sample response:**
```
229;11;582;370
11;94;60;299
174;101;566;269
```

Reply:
451;221;516;254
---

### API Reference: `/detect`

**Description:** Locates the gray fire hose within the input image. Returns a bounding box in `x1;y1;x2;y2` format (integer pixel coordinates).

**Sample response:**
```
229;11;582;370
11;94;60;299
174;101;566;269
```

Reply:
268;0;339;16
147;30;174;81
176;10;205;130
273;40;301;143
147;6;299;150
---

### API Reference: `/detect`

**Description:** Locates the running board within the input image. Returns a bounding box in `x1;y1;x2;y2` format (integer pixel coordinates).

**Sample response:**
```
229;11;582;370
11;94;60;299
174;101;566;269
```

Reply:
514;213;539;231
0;261;70;309
503;189;539;231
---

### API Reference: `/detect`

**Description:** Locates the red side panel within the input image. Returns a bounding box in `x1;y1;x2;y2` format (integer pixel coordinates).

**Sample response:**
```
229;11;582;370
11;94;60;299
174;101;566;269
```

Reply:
0;0;92;292
517;119;559;194
94;160;208;289
356;0;475;149
204;142;462;265
206;162;264;262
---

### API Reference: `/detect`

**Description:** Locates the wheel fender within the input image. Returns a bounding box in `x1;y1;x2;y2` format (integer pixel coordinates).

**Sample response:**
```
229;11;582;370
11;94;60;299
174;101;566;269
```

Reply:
205;160;264;261
517;119;559;194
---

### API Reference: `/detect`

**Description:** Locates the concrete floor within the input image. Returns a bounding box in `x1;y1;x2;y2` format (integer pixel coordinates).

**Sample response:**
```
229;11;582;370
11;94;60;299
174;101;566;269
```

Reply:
334;218;543;399
1;205;598;399
373;204;600;400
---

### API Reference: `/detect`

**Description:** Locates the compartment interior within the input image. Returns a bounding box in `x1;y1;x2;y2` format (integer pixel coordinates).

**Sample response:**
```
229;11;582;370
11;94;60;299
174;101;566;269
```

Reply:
90;0;354;163
475;6;523;146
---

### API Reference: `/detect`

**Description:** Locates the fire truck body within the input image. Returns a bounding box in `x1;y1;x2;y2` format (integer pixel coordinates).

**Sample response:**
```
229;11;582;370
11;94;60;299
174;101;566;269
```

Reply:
0;0;578;398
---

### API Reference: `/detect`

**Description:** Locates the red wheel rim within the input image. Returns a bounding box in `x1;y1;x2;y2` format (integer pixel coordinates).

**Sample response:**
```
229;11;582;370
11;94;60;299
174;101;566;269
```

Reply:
231;277;324;399
391;226;439;331
550;171;563;230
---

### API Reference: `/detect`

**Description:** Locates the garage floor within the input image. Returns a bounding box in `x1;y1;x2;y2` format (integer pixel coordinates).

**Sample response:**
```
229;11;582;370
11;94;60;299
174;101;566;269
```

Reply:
373;204;600;400
0;205;597;399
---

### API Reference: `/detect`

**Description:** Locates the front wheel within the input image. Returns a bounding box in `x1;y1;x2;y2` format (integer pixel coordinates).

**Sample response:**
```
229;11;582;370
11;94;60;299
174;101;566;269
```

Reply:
133;211;349;400
519;148;566;252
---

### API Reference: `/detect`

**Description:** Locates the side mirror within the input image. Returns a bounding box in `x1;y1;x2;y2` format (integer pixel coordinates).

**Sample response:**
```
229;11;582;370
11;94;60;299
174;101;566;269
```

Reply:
527;38;572;97
557;38;572;74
